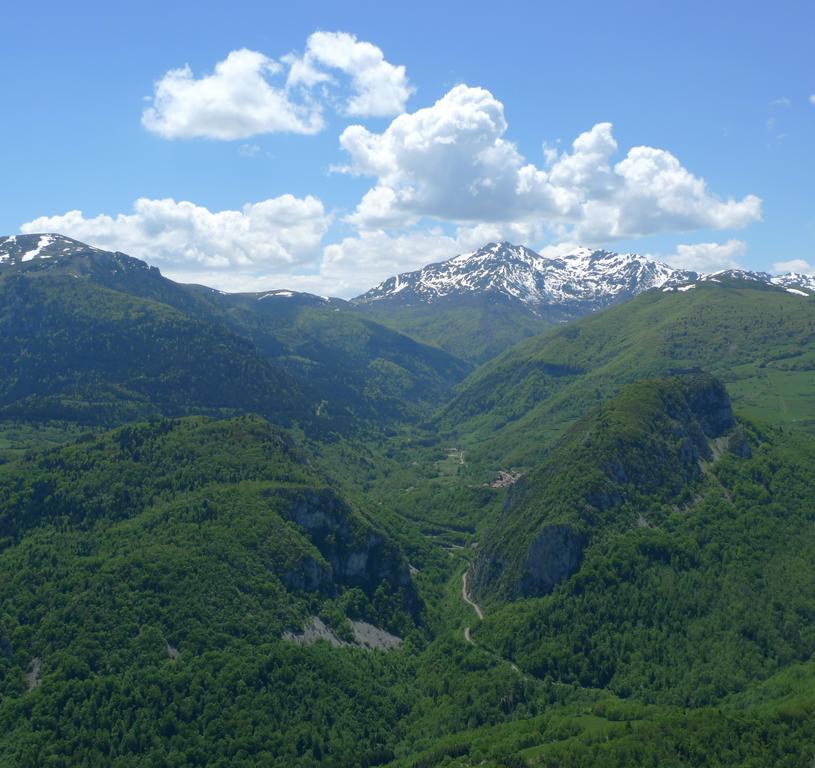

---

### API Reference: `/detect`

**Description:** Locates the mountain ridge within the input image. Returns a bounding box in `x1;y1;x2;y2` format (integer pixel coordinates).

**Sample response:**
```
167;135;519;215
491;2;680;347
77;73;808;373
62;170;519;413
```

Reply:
354;241;697;313
355;240;815;311
0;232;470;439
5;233;813;307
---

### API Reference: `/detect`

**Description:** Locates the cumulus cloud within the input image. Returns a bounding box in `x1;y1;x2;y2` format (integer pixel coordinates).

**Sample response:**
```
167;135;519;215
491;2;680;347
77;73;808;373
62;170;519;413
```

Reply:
579;144;761;240
810;95;815;105
21;195;330;277
656;239;747;272
536;241;583;259
322;229;461;293
142;33;411;140
339;86;573;227
54;73;768;296
339;85;762;242
142;49;323;139
774;258;813;274
286;31;413;117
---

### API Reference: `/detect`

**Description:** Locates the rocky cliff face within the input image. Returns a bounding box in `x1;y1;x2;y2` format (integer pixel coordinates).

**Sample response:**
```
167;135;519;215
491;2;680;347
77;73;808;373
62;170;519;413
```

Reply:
678;376;735;438
275;487;414;599
520;524;585;597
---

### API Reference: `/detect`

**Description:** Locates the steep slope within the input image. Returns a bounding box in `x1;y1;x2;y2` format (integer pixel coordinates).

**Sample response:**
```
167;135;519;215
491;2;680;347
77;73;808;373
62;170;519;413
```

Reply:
0;234;214;316
6;233;815;767
354;240;815;363
387;375;815;768
192;288;471;423
0;267;313;427
1;234;105;264
770;270;815;293
439;278;815;467
0;415;419;765
470;374;734;603
355;242;691;310
472;376;815;707
0;234;469;438
0;415;416;605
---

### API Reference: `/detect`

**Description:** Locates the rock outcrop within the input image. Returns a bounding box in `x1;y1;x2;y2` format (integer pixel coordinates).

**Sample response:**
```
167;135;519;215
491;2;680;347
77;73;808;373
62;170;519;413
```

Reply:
275;487;414;599
520;524;586;597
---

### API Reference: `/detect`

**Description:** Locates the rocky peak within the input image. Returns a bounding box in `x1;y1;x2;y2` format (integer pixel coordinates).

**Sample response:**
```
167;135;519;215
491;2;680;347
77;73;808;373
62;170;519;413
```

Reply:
0;234;104;265
353;241;697;313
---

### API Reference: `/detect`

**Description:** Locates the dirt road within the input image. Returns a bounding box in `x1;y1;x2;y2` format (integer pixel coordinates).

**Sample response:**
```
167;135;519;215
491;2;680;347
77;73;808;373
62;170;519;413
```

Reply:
461;569;484;645
461;569;484;620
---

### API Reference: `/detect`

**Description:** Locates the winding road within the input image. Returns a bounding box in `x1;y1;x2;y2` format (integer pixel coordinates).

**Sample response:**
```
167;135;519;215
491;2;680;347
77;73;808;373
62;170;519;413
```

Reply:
461;570;484;621
461;569;484;646
461;568;521;673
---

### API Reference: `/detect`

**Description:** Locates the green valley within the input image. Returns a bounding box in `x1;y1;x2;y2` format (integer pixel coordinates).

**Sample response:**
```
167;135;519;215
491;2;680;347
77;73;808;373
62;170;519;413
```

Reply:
1;240;815;767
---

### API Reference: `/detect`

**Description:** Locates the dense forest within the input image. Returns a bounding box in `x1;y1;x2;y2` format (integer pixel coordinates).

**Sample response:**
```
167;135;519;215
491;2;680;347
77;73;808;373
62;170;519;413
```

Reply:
1;243;814;766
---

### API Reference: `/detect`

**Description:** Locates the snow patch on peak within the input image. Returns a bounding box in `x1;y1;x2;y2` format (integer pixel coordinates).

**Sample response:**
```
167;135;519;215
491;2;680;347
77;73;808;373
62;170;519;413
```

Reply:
21;234;57;262
771;272;815;294
255;289;333;304
0;233;104;265
354;241;698;312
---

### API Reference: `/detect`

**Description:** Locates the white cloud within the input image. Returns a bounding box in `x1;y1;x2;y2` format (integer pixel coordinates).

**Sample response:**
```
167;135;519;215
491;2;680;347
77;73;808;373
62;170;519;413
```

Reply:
286;31;413;117
581;145;762;240
46;73;769;297
142;33;411;140
20;195;330;277
773;258;813;274
239;143;262;157
656;239;747;272
536;241;582;259
339;85;762;242
810;95;815;105
323;229;460;293
142;49;323;139
340;85;574;227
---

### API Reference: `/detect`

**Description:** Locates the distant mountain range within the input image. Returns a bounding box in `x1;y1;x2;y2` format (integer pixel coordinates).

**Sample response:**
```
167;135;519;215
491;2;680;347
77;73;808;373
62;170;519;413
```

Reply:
353;240;815;311
0;232;468;434
351;240;814;361
3;234;813;308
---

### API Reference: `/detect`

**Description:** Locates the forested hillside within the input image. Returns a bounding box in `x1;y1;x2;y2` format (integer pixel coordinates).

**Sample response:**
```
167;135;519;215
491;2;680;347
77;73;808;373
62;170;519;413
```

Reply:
1;242;815;767
439;280;815;468
0;416;421;766
0;244;469;447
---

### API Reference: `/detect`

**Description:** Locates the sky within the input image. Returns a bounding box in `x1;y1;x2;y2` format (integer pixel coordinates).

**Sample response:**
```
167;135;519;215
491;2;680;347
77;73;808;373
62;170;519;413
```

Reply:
2;0;814;297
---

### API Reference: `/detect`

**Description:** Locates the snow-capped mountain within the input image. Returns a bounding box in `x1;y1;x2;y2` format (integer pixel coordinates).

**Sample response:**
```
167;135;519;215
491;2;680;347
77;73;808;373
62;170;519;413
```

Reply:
239;288;347;311
662;269;815;296
0;233;167;289
354;241;698;313
768;272;815;294
354;241;815;313
0;233;104;264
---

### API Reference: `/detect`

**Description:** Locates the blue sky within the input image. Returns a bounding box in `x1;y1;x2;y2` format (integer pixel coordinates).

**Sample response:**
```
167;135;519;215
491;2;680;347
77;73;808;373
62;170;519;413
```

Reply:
2;0;813;295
